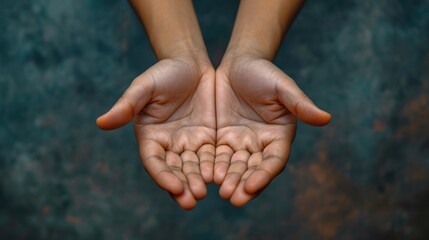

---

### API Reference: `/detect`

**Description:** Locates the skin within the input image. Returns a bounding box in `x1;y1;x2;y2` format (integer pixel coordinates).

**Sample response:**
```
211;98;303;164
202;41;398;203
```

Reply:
214;0;331;207
97;0;331;209
215;55;331;207
97;0;215;210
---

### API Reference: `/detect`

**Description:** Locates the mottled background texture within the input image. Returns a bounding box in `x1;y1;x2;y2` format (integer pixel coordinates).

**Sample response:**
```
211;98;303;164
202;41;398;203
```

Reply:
1;0;429;239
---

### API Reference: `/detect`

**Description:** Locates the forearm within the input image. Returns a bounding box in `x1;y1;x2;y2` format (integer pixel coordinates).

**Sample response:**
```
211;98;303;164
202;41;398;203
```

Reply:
130;0;209;62
225;0;305;61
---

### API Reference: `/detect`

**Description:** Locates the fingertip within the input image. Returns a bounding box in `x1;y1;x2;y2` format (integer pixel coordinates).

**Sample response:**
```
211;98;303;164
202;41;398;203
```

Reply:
197;144;215;184
96;103;135;130
181;201;197;211
244;170;271;194
172;189;197;210
96;115;103;128
214;161;229;185
228;180;258;207
300;104;332;127
202;171;213;184
219;184;234;200
244;181;255;194
219;172;243;200
193;187;207;200
230;191;254;208
96;114;110;130
174;196;197;211
159;172;184;195
310;109;331;126
200;163;214;184
169;181;185;196
230;200;246;208
213;169;226;185
189;179;207;200
321;110;332;125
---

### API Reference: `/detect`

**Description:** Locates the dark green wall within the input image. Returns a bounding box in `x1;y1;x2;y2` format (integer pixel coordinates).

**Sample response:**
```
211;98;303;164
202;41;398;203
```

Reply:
1;0;428;239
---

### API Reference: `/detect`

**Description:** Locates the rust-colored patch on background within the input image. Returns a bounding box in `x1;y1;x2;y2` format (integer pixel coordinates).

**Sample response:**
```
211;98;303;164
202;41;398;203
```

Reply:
396;84;429;144
373;119;387;132
65;215;81;224
291;147;360;239
41;205;50;217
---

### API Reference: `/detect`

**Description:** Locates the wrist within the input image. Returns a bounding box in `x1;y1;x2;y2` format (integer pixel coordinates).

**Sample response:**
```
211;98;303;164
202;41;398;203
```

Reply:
220;0;305;64
154;35;211;70
218;47;263;73
222;45;266;63
168;49;214;75
224;44;267;61
130;0;210;68
221;36;278;67
156;37;209;61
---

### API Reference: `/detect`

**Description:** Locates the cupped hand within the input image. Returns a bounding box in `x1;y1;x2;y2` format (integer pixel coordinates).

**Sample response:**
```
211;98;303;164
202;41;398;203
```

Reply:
215;55;331;207
97;57;216;210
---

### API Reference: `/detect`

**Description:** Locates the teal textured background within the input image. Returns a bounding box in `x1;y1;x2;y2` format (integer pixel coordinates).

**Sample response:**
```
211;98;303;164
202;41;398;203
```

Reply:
1;0;429;239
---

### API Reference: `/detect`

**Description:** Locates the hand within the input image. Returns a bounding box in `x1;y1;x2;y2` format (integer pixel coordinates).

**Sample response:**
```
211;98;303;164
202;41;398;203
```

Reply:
214;54;331;207
97;57;216;210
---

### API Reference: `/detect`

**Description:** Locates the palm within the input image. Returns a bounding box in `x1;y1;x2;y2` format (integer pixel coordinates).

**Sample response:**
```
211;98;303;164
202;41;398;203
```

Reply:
215;56;330;206
98;59;216;210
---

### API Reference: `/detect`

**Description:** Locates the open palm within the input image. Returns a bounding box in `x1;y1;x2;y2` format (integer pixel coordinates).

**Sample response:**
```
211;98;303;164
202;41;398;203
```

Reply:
215;55;331;207
97;58;216;210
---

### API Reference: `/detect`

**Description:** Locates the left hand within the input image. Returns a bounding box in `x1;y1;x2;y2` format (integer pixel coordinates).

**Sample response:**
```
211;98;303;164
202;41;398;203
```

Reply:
214;54;331;207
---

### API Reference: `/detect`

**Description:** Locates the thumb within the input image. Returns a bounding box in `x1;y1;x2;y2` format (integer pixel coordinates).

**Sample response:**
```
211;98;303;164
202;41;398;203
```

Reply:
96;74;153;130
276;73;331;126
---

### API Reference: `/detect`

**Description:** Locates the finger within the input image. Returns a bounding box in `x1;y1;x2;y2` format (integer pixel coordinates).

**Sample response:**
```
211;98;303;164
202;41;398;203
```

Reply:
230;176;259;207
169;172;197;210
139;141;184;195
181;151;207;200
197;144;215;184
247;152;263;172
219;150;250;199
171;188;197;210
96;73;154;130
244;140;290;194
214;145;234;185
276;72;331;126
164;153;197;210
227;153;261;205
165;151;183;173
